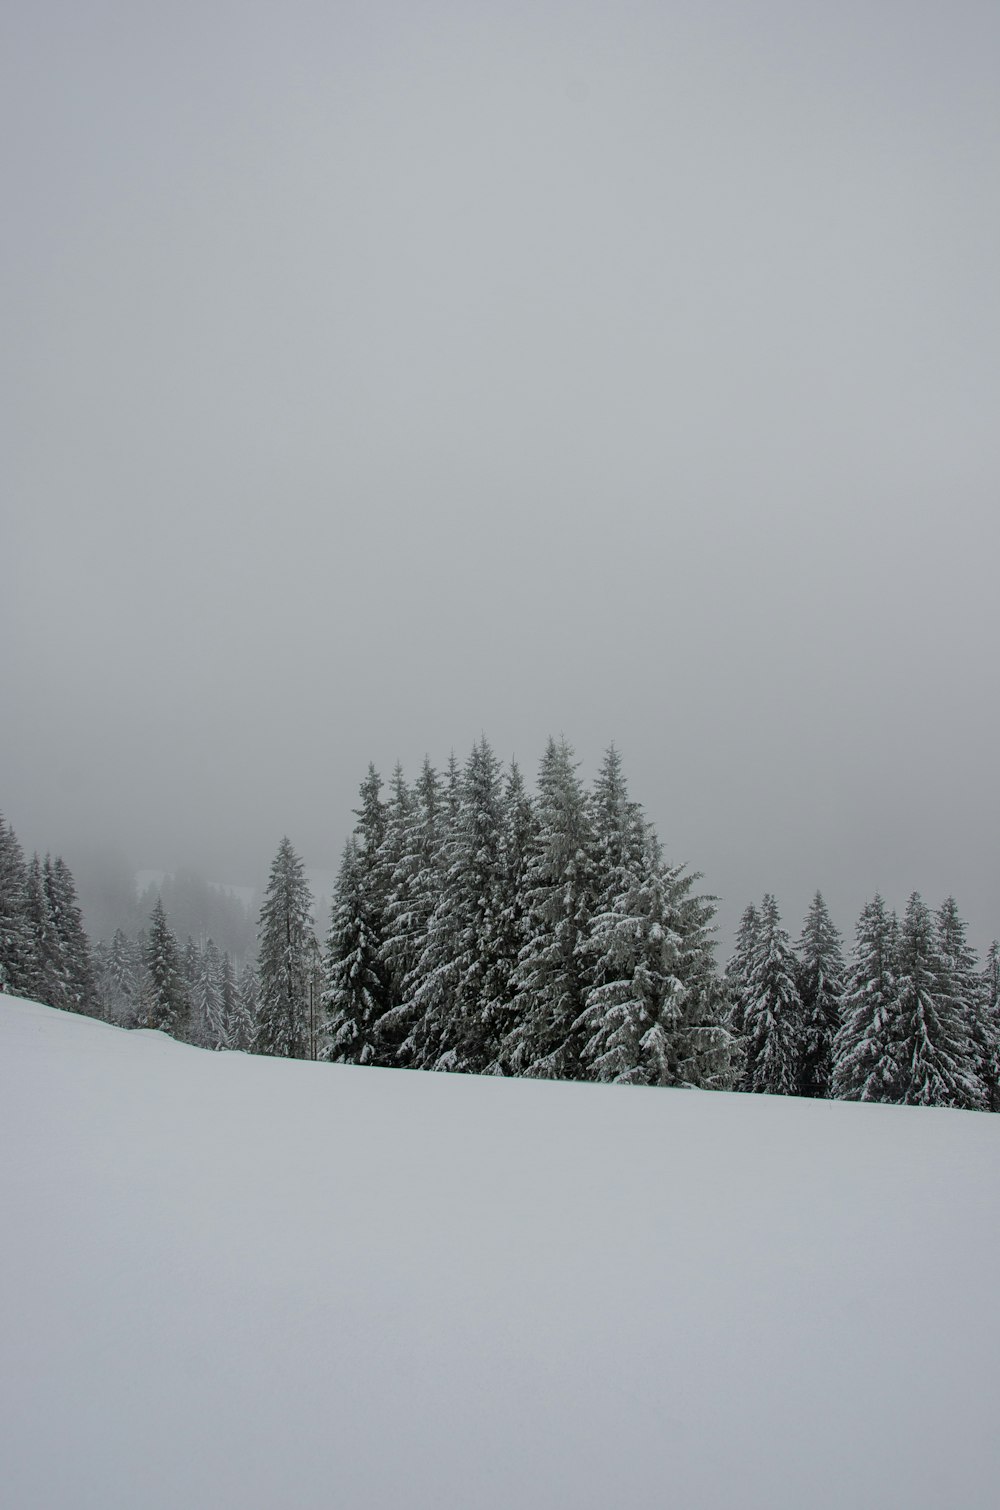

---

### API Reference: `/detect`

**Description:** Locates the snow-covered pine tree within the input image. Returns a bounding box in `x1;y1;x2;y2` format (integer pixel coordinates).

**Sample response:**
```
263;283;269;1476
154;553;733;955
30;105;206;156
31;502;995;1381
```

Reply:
576;747;658;1083
355;763;389;867
379;757;446;1065
44;856;96;1016
931;897;987;1110
980;941;1000;1112
144;898;189;1035
739;894;804;1095
24;853;63;1007
367;764;415;1063
91;938;112;1021
254;837;314;1059
182;938;202;1040
396;755;471;1071
724;902;760;1066
426;737;510;1073
400;766;466;1073
0;815;37;998
323;839;390;1064
831;896;902;1103
217;950;239;1050
656;865;735;1090
795;892;845;1098
579;834;682;1085
506;737;595;1080
895;892;981;1109
486;760;537;1074
234;962;259;1051
107;928;142;1027
196;938;225;1050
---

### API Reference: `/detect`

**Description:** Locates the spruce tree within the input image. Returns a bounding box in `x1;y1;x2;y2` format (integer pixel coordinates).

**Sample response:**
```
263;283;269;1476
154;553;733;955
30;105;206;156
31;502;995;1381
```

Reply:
795;892;845;1098
106;928;142;1027
507;737;595;1080
379;757;446;1065
44;856;96;1016
144;898;188;1035
24;854;62;1007
368;764;415;1062
255;837;314;1059
323;839;389;1064
658;866;735;1090
724;903;760;1075
196;938;225;1050
832;896;902;1103
234;962;260;1051
217;950;239;1050
980;942;1000;1112
0;814;37;997
895;892;980;1109
739;894;803;1095
577;748;658;1083
579;832;682;1085
487;760;537;1074
410;738;510;1073
935;898;990;1110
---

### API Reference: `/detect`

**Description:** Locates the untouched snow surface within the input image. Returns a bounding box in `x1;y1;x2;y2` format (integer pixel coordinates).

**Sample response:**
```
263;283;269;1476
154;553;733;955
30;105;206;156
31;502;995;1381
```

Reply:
2;994;999;1509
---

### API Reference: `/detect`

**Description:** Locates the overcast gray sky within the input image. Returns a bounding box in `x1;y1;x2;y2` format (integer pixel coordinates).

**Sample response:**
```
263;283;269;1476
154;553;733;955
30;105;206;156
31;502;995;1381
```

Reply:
3;0;999;949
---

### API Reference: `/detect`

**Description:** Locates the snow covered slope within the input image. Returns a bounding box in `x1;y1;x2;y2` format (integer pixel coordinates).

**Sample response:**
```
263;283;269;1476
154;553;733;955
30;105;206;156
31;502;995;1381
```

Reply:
2;994;998;1509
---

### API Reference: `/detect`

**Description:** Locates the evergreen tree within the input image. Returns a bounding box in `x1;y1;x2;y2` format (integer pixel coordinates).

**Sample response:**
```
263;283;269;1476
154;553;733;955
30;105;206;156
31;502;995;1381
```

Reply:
578;830;682;1085
486;760;537;1074
234;962;259;1051
255;837;314;1059
367;764;416;1062
408;739;512;1073
24;853;62;1007
935;898;989;1110
379;757;446;1065
44;856;95;1016
196;938;225;1050
577;748;658;1083
739;894;803;1095
0;814;37;997
980;941;1000;1112
323;839;389;1064
144;898;188;1035
832;896;902;1103
103;928;142;1026
507;737;595;1080
217;950;239;1050
795;892;845;1098
895;892;980;1109
657;866;735;1090
728;906;761;1050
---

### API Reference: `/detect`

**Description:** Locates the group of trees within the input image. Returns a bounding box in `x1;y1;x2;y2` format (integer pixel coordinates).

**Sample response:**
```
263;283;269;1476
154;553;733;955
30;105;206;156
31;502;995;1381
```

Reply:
0;812;259;1048
5;754;1000;1117
90;909;262;1051
0;814;95;1016
319;739;732;1086
727;891;1000;1111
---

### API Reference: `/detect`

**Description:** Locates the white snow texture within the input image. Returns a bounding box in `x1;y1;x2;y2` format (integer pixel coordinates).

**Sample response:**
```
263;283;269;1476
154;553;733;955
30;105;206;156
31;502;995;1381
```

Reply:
2;993;998;1508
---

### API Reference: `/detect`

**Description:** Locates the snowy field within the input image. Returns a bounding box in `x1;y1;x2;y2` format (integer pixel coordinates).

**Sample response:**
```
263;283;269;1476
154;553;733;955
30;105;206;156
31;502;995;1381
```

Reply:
2;994;998;1509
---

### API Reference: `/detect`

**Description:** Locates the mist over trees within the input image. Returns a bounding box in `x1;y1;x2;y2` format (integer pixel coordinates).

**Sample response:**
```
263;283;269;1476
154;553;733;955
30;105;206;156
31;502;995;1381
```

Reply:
2;737;999;1115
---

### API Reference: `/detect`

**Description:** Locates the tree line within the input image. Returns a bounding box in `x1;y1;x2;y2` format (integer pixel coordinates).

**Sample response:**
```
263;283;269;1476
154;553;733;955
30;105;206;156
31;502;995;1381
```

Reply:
2;739;998;1113
727;891;1000;1110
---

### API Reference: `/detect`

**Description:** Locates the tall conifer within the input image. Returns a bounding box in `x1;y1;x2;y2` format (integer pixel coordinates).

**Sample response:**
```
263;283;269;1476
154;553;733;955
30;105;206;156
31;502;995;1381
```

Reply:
739;894;803;1095
255;837;314;1059
832;896;902;1102
796;892;845;1097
